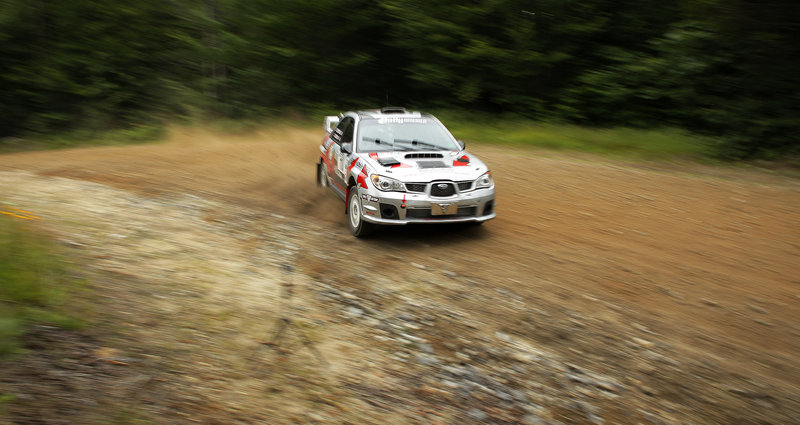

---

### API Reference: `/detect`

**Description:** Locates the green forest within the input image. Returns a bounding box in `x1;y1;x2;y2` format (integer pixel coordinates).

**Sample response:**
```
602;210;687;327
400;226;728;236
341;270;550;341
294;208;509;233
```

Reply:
1;0;798;159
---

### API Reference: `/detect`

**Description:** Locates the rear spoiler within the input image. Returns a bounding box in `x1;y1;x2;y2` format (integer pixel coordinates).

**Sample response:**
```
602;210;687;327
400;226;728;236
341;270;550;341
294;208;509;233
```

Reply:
324;116;339;132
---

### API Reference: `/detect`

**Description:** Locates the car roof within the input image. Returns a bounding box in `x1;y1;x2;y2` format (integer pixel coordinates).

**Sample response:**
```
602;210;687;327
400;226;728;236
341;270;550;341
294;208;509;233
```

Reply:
353;107;433;121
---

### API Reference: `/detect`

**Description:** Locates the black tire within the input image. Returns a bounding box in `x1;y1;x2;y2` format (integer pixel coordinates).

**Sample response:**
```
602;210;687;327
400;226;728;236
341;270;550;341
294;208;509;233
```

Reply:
347;189;375;237
317;163;328;187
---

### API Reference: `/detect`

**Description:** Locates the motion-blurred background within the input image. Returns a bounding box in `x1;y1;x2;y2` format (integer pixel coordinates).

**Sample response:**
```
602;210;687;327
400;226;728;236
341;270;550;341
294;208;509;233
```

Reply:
1;0;797;159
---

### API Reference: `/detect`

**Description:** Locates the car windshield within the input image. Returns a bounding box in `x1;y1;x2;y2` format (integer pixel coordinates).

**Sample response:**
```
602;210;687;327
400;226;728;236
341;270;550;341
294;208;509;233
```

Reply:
357;118;459;153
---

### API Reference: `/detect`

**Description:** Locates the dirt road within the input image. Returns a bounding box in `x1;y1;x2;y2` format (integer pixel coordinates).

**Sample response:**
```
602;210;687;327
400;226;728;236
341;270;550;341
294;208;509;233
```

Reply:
1;126;798;424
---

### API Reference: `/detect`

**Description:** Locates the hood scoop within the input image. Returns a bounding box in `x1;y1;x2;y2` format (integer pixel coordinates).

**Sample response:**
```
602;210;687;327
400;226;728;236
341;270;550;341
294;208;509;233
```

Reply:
405;153;443;159
376;156;401;167
416;160;448;169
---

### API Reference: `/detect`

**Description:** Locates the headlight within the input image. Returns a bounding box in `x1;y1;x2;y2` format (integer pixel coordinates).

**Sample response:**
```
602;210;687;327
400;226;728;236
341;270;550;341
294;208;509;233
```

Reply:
474;171;494;189
370;174;406;192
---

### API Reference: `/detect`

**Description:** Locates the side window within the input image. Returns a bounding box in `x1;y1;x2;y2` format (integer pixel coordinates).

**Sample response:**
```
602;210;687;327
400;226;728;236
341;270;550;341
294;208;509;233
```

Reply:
341;118;354;145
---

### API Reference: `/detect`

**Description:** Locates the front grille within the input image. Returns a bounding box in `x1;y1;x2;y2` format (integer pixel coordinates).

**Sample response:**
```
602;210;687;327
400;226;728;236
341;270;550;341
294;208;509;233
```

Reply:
405;153;443;159
407;181;470;194
457;206;478;217
406;209;429;219
406;206;477;219
405;183;426;193
430;182;455;197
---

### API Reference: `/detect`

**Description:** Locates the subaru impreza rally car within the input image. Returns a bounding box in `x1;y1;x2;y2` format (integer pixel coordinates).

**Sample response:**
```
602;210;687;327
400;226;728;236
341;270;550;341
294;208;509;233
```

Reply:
317;107;496;237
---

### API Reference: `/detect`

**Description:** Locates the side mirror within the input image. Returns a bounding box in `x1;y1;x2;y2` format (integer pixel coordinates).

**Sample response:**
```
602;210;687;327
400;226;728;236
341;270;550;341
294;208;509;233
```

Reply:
457;140;466;150
324;116;339;132
341;143;353;155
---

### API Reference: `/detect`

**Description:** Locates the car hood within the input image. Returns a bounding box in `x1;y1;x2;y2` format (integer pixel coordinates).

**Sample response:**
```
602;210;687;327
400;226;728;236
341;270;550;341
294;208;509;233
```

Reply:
358;150;489;182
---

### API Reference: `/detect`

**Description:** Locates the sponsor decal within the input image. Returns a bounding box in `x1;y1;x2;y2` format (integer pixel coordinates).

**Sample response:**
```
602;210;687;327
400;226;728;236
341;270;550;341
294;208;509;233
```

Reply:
377;118;428;124
401;194;406;209
322;145;336;173
369;195;379;202
361;194;369;200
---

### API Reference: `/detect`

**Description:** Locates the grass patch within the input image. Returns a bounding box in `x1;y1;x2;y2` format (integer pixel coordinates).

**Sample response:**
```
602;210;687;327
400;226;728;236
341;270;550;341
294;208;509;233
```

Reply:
0;124;166;153
0;393;16;417
0;108;716;161
434;111;714;160
0;214;89;358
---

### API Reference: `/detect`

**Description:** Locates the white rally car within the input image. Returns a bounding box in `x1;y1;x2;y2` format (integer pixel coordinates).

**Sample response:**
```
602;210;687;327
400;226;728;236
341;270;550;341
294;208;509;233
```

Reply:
317;107;496;237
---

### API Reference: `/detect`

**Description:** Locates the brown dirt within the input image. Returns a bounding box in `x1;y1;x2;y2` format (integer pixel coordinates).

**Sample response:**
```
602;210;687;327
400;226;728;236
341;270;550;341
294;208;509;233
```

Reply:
1;126;798;424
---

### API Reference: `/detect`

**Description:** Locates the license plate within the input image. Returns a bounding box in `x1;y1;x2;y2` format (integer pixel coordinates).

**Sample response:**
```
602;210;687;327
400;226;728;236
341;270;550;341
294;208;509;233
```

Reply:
431;202;458;216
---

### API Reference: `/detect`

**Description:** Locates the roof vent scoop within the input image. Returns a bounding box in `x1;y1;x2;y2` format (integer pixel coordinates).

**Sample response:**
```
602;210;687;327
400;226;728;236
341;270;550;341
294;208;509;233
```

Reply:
381;106;407;114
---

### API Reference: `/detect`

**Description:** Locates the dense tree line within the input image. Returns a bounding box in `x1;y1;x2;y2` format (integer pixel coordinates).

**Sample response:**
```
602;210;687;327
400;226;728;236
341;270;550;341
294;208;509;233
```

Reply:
1;0;797;158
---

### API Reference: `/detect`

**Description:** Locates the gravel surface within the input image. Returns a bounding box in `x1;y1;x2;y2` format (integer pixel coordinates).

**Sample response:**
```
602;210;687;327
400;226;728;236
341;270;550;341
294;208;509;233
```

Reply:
1;127;799;424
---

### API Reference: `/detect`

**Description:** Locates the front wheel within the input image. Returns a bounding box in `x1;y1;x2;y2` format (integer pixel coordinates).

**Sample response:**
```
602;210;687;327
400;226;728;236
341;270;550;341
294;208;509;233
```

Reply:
348;189;375;237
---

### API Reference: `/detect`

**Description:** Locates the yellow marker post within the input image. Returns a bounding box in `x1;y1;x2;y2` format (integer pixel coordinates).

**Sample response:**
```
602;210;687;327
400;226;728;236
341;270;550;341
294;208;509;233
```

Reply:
0;207;41;220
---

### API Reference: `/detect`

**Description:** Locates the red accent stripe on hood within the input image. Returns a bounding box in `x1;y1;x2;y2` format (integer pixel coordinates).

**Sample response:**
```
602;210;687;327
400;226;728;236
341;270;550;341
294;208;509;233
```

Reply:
453;155;470;166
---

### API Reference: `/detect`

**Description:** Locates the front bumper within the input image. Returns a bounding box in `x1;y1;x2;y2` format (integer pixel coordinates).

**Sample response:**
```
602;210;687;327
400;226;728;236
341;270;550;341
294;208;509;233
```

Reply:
358;187;496;225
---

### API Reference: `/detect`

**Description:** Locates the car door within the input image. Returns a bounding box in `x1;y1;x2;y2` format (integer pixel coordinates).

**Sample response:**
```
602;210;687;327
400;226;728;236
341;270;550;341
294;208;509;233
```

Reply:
331;117;354;190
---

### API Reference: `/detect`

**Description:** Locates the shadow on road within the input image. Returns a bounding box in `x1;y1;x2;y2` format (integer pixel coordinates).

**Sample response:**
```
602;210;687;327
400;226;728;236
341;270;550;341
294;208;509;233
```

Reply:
360;222;491;246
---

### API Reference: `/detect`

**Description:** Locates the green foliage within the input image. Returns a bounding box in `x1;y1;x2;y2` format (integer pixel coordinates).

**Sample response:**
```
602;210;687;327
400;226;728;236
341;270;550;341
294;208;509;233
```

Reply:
0;393;17;417
0;215;88;357
437;111;712;159
0;124;166;153
0;0;797;159
0;0;195;135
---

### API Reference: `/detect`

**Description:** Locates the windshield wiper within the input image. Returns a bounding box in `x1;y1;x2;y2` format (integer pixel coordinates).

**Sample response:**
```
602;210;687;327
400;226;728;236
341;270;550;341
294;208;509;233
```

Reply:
363;137;387;144
362;137;395;150
393;139;445;150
